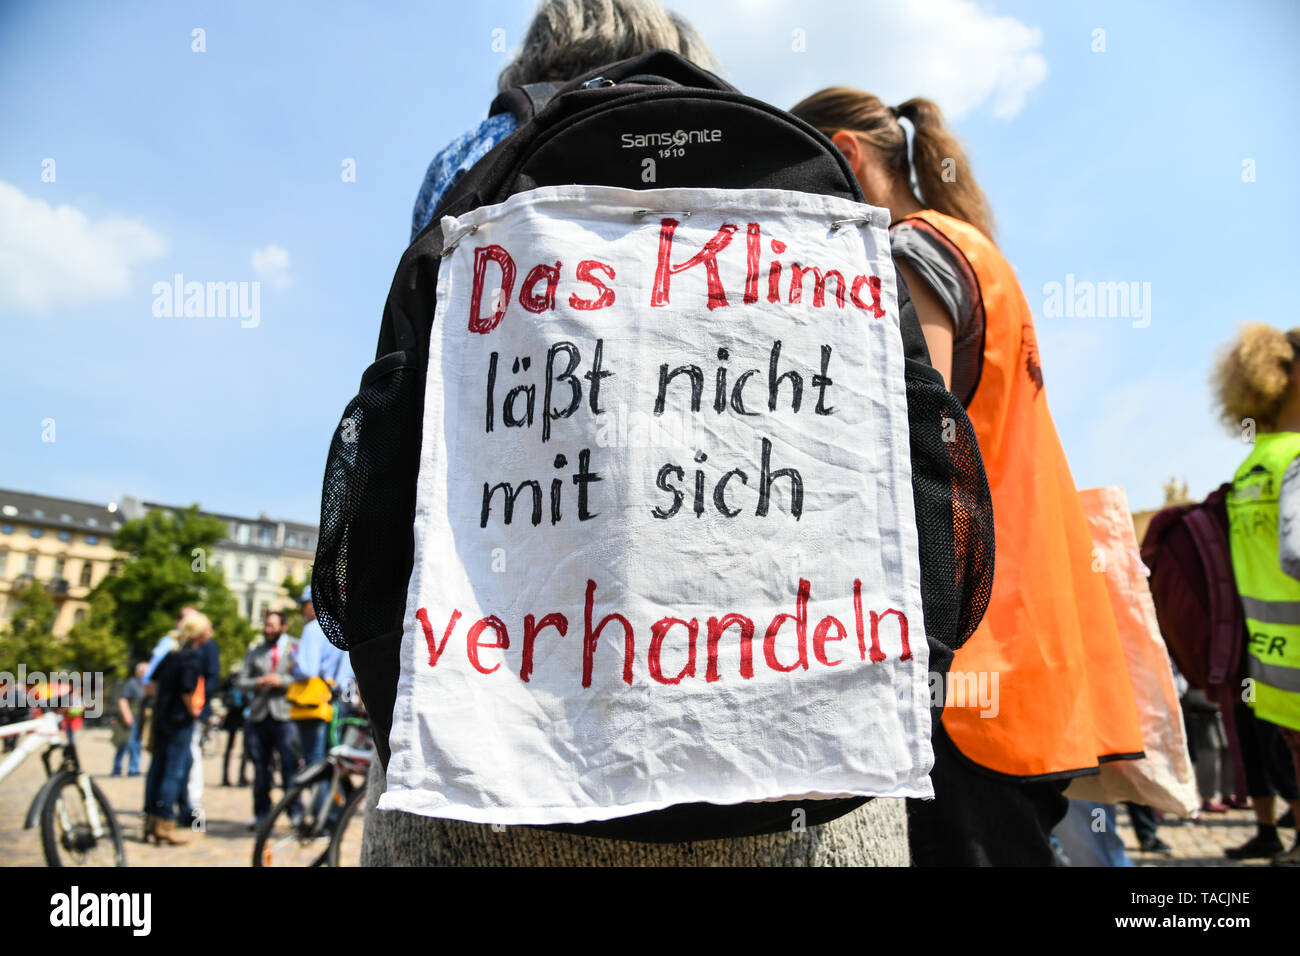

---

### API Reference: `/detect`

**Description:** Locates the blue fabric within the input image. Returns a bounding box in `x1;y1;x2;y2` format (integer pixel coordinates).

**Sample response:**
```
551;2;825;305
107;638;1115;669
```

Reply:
1052;799;1134;867
297;718;328;768
144;722;194;822
410;113;518;242
113;721;142;775
246;717;302;819
293;618;355;692
142;633;175;683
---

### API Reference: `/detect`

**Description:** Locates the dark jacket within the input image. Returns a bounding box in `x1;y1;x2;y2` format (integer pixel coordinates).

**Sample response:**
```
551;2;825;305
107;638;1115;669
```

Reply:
152;648;201;733
197;638;221;721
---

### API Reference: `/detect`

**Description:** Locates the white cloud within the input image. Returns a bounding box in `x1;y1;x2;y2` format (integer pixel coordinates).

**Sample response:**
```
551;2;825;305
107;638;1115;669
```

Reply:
251;244;292;289
0;180;167;313
684;0;1048;120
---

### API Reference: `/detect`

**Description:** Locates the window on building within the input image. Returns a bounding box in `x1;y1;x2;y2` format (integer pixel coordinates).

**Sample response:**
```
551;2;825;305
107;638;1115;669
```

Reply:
54;557;66;580
1;505;16;517
25;553;37;575
260;527;272;547
86;517;98;527
57;531;71;542
60;514;72;523
86;535;98;545
30;528;43;539
257;563;268;581
0;549;7;576
287;533;297;548
73;608;86;624
109;561;121;576
234;558;245;580
1;524;11;535
79;562;93;587
237;524;250;544
302;535;313;550
32;509;44;519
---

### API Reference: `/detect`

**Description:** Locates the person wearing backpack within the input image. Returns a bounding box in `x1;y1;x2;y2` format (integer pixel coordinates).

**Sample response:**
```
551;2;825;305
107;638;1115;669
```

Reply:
324;0;998;866
789;88;1145;866
1212;323;1300;865
142;612;213;846
408;0;717;244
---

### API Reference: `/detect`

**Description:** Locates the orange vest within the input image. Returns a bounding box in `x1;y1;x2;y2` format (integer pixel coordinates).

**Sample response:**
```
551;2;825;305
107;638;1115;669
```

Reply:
898;210;1145;779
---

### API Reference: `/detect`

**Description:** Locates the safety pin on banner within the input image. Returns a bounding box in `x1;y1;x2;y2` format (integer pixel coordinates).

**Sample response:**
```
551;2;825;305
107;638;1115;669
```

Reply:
440;223;479;257
632;209;692;220
828;216;873;235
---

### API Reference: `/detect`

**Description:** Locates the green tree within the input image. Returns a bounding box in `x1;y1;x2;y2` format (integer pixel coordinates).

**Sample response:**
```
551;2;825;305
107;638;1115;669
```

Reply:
0;580;67;675
63;589;129;678
98;505;256;672
279;571;309;638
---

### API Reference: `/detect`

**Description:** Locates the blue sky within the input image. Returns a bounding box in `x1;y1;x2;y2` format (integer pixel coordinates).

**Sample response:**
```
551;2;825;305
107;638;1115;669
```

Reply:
2;0;1297;523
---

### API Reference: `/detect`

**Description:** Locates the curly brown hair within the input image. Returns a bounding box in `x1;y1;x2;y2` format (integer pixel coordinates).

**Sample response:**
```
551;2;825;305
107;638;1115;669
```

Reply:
1211;323;1300;433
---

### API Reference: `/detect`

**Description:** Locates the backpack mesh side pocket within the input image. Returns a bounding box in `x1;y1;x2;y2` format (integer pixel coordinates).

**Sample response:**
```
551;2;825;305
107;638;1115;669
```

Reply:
314;350;426;652
905;362;995;657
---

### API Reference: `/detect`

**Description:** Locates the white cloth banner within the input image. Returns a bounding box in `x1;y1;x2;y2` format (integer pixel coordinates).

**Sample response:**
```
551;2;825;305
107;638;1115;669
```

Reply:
379;185;933;824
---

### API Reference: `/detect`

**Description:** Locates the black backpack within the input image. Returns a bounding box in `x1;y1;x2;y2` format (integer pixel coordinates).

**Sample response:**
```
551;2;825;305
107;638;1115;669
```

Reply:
312;50;994;842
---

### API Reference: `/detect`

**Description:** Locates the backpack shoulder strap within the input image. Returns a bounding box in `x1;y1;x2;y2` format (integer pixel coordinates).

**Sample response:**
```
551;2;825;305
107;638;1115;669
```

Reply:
1184;489;1244;685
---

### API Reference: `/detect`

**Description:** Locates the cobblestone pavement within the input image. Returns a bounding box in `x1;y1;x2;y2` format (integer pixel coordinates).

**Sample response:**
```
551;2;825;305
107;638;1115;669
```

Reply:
2;726;270;867
1117;803;1292;868
2;727;1292;866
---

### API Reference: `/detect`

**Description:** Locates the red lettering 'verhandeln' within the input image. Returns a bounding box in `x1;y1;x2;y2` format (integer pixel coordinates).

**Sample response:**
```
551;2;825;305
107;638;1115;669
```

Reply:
416;579;909;682
583;578;635;687
417;606;461;667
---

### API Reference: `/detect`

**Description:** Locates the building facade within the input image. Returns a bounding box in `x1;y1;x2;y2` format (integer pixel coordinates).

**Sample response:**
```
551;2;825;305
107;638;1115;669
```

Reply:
0;491;126;636
0;488;317;637
119;498;316;623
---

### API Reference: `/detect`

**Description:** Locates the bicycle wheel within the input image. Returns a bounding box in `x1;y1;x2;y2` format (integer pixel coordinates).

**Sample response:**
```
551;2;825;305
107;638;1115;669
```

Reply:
325;781;368;866
40;773;127;867
252;772;339;867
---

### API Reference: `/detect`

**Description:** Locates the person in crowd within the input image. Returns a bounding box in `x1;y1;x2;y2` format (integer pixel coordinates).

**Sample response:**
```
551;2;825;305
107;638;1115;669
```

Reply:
142;612;214;846
143;605;197;684
1124;803;1171;856
289;585;352;769
408;0;717;243
178;614;221;829
789;88;1145;866
1213;322;1300;865
363;0;913;867
1182;686;1232;812
236;609;302;829
111;661;148;777
217;672;251;787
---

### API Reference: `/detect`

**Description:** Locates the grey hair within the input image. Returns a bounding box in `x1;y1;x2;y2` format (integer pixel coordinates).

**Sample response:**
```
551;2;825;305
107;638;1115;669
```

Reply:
498;0;719;92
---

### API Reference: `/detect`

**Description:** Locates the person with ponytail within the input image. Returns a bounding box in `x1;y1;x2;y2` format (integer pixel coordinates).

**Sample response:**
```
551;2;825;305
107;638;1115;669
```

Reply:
790;88;1146;866
1212;324;1300;866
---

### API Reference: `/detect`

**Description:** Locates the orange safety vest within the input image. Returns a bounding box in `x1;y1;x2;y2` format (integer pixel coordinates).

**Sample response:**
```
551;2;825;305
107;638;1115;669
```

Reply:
896;209;1145;779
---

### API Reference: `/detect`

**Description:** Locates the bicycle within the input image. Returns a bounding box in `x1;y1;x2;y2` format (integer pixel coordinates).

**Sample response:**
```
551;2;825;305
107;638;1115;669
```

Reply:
0;711;127;867
252;709;371;867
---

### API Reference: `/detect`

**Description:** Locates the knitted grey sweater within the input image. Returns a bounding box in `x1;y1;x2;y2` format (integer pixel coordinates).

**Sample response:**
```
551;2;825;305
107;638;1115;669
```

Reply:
359;759;909;866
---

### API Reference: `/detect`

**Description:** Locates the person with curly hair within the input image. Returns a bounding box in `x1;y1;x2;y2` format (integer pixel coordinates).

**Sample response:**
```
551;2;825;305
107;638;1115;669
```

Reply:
1214;323;1300;865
